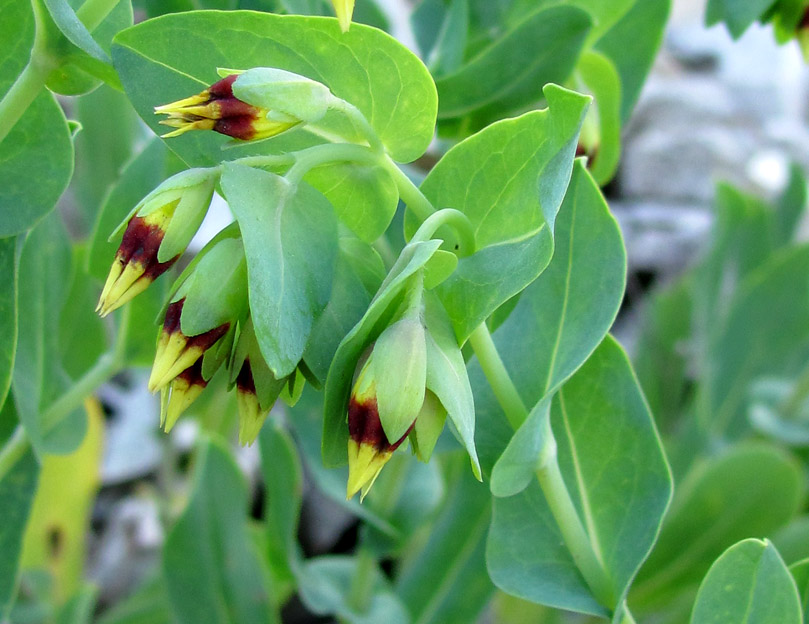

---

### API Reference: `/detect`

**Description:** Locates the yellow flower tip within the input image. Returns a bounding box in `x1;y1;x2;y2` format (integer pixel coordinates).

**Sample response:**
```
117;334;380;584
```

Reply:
162;364;207;432
97;261;147;318
236;359;269;447
154;91;211;114
331;0;355;32
346;439;391;501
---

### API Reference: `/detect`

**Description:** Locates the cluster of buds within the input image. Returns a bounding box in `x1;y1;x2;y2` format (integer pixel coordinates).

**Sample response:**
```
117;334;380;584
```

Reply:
97;168;216;317
155;68;334;142
345;316;449;500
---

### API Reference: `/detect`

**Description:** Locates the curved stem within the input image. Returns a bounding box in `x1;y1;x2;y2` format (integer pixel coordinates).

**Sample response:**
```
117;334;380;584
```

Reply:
468;321;620;612
0;426;31;483
332;98;385;154
0;58;50;144
285;142;380;185
382;156;435;223
409;208;476;258
467;323;528;429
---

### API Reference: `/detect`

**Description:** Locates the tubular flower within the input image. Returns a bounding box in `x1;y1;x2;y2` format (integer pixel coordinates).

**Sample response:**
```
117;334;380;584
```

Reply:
161;359;207;433
96;168;215;317
148;299;230;393
235;358;270;447
346;355;414;501
155;74;300;140
97;212;176;317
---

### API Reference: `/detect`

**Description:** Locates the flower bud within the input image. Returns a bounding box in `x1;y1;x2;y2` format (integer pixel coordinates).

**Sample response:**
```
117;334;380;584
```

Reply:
148;298;230;393
96;168;215;317
155;73;302;140
409;391;447;463
160;359;207;433
235;358;270;447
346;356;413;501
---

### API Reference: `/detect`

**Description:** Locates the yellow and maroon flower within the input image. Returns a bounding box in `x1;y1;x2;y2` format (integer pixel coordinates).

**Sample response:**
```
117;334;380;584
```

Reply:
148;299;230;393
155;74;299;141
97;168;215;317
235;358;271;447
161;359;208;433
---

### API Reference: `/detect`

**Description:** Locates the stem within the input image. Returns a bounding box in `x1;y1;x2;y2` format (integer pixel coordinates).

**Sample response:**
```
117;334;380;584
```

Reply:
467;323;528;429
41;305;131;433
285;142;380;184
332;99;385;154
0;58;50;144
0;426;31;483
382;156;435;223
468;321;621;613
535;457;614;607
76;0;120;32
409;208;476;258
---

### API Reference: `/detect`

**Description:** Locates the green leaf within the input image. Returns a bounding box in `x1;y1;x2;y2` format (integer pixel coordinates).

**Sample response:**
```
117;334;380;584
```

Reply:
632;443;804;610
419;85;590;341
395;460;494;624
435;6;591;119
221;163;338;378
691;539;801;624
322;239;441;466
0;431;40;619
304;237;384;384
423;293;480;478
704;244;809;438
0;0;74;236
163;436;279;624
774;163;806;246
576;50;621;185
418;0;469;77
258;421;303;582
595;0;670;121
72;85;139;232
789;557;809;620
12;213;86;455
305;163;398;243
43;0;113;64
486;337;672;616
470;161;625;474
112;11;437;163
706;0;778;38
95;575;172;624
0;237;18;408
298;556;409;624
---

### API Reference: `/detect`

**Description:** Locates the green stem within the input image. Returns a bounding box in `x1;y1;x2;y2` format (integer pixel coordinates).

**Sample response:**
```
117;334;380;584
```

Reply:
0;57;50;144
467;323;528;430
41;304;131;433
409;208;476;258
332;99;385;154
0;426;31;483
246;142;379;185
468;321;620;612
76;0;120;32
382;156;435;223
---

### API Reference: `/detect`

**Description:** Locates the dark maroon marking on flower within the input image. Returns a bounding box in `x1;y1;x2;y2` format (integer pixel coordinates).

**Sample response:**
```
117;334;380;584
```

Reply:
186;322;230;353
216;98;261;119
236;358;257;395
214;116;258;141
800;7;809;30
348;397;413;452
575;143;587;158
162;299;185;335
117;216;178;280
208;74;238;99
177;359;208;389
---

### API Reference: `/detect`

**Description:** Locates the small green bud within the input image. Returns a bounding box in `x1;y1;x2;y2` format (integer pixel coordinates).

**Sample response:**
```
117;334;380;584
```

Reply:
409;391;447;463
232;67;335;124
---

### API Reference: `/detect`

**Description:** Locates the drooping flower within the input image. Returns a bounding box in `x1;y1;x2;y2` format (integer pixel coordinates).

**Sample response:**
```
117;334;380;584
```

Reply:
161;359;208;433
155;74;300;140
96;168;215;317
